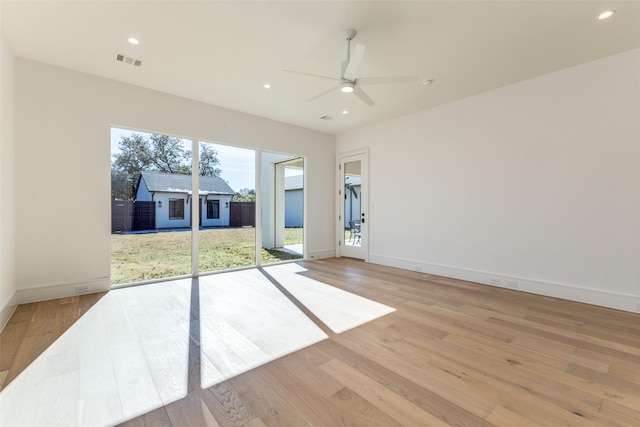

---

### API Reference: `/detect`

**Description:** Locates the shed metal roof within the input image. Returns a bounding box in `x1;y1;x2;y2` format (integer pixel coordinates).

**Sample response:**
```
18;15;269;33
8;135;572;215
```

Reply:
139;171;235;195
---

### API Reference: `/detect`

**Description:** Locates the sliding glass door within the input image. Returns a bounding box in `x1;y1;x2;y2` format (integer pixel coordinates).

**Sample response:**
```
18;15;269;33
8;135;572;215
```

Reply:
111;128;306;286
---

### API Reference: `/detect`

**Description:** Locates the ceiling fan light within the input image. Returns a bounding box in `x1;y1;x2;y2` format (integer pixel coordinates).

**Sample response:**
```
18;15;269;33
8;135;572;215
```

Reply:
341;81;354;93
598;10;615;20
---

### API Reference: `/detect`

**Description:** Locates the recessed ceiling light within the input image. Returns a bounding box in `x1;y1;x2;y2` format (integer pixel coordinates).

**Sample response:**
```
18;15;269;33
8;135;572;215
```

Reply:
128;37;140;45
263;83;271;89
598;10;615;20
342;110;349;115
422;79;434;86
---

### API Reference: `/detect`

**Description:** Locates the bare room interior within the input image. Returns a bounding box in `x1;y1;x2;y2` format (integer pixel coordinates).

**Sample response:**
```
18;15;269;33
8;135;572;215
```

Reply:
1;1;639;426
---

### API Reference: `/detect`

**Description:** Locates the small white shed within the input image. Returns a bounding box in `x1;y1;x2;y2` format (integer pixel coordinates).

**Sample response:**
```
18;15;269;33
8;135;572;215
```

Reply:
136;171;235;229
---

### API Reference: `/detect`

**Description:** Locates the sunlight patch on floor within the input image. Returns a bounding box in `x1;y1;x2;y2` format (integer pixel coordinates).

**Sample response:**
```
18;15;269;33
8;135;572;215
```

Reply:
0;263;395;426
264;263;396;333
197;269;328;389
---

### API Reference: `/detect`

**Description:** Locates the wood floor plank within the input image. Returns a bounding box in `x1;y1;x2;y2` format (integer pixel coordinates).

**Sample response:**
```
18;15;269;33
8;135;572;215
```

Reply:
316;339;494;427
199;381;257;427
165;390;221;427
258;361;356;427
229;369;313;427
425;353;610;425
268;346;345;399
118;406;173;427
486;405;544;427
333;330;497;419
0;306;33;373
320;358;453;427
327;387;405;427
3;331;53;387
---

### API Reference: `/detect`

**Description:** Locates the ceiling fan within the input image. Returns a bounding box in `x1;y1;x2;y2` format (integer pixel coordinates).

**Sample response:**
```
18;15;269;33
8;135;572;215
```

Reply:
284;29;418;107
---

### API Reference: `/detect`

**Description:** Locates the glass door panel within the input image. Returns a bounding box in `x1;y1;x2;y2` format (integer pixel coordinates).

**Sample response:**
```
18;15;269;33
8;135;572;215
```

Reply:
198;142;256;273
110;128;193;284
339;153;367;260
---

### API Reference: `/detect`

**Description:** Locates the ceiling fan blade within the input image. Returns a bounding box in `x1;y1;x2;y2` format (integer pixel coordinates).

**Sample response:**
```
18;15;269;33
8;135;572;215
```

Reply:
282;69;338;82
343;43;366;81
353;86;375;106
356;76;419;85
307;84;341;102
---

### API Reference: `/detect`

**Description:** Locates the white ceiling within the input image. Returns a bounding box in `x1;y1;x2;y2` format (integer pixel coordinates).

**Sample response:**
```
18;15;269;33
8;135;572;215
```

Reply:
2;1;639;135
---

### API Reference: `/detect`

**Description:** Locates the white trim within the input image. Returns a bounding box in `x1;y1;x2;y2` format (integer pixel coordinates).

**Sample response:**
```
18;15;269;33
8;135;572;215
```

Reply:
16;277;111;305
302;157;307;259
370;253;640;314
191;139;200;276
255;150;263;265
307;249;337;260
0;292;17;332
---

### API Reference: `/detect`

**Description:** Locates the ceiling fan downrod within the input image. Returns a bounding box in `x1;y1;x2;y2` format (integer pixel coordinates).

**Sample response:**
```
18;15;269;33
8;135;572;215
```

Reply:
343;28;357;79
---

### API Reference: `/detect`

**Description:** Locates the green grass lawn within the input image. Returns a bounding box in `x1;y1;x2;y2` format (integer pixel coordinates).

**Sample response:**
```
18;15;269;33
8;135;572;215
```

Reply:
111;227;303;284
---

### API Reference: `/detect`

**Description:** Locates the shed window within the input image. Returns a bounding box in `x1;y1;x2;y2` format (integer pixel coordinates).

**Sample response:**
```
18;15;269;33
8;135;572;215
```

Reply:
207;200;220;219
169;198;184;220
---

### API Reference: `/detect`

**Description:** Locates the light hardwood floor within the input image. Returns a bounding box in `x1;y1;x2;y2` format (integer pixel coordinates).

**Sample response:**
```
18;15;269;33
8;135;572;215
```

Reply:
2;258;640;426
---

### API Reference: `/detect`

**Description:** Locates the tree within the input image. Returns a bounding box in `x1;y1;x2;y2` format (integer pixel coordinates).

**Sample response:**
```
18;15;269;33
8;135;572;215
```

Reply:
233;188;256;202
199;143;222;177
110;169;134;200
147;134;190;174
110;133;222;200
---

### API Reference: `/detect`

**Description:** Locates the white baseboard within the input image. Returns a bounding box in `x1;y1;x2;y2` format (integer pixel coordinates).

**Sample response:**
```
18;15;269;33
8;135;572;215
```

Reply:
307;249;336;260
370;254;640;314
16;277;111;305
0;292;17;332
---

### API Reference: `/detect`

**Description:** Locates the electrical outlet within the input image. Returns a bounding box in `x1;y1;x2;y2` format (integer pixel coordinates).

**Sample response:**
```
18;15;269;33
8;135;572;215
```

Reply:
506;280;518;289
489;278;500;285
415;266;423;272
75;285;89;294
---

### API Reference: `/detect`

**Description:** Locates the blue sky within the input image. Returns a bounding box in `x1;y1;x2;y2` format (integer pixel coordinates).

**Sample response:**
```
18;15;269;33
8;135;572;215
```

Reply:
110;127;256;191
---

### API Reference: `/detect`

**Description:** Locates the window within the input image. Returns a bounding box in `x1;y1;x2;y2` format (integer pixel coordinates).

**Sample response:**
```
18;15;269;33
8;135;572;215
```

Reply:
169;198;185;220
207;199;220;219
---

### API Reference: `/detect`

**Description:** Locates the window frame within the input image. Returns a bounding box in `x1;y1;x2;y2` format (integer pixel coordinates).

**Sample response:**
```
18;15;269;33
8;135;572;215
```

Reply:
206;199;220;219
169;198;185;220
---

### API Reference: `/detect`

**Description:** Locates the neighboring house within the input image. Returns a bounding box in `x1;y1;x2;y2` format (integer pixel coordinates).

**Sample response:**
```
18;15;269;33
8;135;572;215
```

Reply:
136;171;235;229
284;175;303;227
344;175;361;227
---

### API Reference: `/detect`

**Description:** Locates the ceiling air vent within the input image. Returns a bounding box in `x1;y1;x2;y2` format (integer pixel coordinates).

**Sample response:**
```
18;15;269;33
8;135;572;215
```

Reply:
320;115;334;121
115;52;143;67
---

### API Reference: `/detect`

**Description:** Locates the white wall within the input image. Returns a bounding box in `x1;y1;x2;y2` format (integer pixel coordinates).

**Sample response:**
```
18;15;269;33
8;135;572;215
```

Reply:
337;49;640;313
0;29;17;328
261;151;290;250
15;59;335;303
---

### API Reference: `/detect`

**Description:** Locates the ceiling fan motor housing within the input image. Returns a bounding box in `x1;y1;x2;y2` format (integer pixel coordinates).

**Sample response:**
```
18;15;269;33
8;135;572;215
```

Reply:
341;81;355;93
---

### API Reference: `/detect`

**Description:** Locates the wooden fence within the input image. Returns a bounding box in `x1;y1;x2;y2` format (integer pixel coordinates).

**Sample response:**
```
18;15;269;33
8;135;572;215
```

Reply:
229;202;255;227
111;201;156;233
112;200;254;232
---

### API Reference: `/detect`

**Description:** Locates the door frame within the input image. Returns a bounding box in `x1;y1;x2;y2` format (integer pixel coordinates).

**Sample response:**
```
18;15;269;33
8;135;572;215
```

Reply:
337;148;369;261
